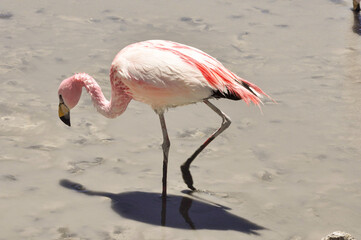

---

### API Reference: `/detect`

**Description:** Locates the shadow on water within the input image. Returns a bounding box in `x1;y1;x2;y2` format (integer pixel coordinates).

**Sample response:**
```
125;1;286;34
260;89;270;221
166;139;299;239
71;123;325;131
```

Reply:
59;179;266;235
352;11;361;35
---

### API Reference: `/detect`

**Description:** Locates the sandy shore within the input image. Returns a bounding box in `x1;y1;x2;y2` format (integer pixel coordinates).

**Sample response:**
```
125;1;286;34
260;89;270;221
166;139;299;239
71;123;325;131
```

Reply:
1;0;361;239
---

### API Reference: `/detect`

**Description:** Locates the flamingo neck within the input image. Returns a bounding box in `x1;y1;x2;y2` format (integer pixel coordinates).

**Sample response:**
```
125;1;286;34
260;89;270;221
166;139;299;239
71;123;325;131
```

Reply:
75;73;131;118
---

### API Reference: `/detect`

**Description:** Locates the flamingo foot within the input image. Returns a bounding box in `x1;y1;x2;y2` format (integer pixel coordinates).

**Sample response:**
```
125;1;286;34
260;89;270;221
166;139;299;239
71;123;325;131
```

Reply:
181;164;196;191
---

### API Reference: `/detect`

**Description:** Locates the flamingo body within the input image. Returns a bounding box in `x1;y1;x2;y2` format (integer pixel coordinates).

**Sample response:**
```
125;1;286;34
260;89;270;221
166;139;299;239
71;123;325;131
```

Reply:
110;40;267;113
111;41;212;112
57;40;270;198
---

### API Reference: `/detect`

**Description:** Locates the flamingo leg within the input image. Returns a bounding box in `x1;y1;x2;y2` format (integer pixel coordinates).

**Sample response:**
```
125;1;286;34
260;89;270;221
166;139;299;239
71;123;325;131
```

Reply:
159;113;170;199
181;99;231;190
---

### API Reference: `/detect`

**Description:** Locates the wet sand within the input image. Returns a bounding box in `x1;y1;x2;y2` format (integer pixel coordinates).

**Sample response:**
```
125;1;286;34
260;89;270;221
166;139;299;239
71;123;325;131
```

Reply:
1;0;361;239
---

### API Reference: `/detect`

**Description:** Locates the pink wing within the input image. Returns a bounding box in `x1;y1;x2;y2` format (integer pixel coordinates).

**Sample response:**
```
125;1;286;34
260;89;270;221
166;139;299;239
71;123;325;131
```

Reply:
113;40;270;109
145;40;271;105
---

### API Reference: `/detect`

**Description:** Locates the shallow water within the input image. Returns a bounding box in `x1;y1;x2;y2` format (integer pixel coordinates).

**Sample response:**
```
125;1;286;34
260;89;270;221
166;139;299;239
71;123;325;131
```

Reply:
1;0;361;239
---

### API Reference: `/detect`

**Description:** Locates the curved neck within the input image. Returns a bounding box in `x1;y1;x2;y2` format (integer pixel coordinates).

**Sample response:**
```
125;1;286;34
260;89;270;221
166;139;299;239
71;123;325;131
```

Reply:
75;73;131;118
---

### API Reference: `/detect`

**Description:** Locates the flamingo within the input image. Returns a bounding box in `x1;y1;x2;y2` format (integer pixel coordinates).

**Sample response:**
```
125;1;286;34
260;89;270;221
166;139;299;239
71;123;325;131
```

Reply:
354;0;360;11
58;40;271;198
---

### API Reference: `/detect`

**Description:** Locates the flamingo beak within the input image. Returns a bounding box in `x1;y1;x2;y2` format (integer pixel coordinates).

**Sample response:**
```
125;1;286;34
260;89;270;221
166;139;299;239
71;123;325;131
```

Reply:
354;0;360;11
58;95;71;127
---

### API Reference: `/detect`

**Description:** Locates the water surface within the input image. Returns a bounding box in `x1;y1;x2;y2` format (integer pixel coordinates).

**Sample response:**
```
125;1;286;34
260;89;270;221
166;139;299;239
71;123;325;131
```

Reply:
0;0;360;239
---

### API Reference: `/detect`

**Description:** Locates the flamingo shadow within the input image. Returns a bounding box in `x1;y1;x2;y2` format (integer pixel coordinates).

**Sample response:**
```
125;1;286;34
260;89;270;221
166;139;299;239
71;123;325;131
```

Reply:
59;179;266;235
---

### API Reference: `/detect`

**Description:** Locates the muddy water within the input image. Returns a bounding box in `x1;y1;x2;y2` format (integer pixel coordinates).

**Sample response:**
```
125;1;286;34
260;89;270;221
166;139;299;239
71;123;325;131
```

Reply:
1;0;361;239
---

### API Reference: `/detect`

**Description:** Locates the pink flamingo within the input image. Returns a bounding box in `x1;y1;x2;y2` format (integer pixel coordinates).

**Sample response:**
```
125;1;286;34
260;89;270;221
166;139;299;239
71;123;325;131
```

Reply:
58;40;271;198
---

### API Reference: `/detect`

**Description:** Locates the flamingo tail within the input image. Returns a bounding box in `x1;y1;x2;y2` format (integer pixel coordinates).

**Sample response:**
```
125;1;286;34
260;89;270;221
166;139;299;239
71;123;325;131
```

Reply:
211;77;272;106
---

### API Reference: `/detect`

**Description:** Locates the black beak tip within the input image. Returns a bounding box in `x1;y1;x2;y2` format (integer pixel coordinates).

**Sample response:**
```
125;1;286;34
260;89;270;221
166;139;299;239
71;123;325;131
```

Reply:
60;116;71;127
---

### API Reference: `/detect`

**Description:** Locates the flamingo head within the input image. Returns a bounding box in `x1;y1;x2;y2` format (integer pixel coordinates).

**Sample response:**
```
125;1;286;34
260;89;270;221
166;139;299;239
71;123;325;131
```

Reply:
354;0;360;11
58;75;83;127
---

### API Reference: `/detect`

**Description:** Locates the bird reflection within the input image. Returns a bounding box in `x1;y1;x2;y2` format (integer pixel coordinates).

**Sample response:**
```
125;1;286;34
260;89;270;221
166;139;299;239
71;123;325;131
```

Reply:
352;10;361;35
59;179;265;234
